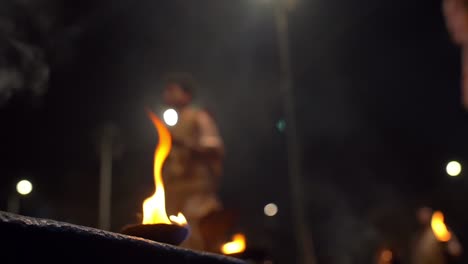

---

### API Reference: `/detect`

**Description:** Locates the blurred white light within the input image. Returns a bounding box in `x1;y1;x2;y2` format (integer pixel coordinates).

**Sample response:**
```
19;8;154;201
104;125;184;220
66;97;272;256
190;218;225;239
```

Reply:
163;109;178;127
446;161;462;177
264;203;278;217
16;180;33;196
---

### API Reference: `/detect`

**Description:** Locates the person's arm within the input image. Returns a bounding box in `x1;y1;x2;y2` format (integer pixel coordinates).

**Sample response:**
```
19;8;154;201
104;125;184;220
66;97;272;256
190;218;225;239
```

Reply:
447;233;463;257
443;0;468;45
193;110;224;158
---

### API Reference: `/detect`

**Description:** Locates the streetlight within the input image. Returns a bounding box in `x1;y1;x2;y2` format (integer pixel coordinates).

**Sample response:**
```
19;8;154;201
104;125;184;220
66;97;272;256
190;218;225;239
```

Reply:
446;161;462;177
8;179;33;214
271;0;316;263
16;180;33;196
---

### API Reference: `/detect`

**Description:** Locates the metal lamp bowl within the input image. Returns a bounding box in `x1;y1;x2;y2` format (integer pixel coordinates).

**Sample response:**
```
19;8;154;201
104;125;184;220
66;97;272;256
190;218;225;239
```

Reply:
121;224;189;246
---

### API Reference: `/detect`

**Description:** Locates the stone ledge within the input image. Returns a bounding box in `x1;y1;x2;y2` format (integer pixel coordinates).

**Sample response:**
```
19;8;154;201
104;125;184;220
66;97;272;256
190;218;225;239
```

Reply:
0;211;243;264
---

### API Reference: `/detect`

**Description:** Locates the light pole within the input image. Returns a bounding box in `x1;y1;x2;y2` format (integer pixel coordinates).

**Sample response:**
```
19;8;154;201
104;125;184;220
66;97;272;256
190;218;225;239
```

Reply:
8;179;33;214
273;0;316;263
97;122;124;231
97;123;120;231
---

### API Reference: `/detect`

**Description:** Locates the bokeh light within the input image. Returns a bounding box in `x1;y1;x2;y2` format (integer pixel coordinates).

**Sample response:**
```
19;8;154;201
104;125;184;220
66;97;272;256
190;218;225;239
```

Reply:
446;161;462;177
276;119;286;132
381;249;393;262
163;109;178;127
264;203;278;217
16;180;33;196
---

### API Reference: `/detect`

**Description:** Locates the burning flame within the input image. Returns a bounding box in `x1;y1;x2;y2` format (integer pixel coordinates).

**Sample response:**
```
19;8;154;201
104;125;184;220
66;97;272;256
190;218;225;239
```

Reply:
142;111;187;226
169;213;187;226
431;211;451;242
221;234;246;255
378;249;393;264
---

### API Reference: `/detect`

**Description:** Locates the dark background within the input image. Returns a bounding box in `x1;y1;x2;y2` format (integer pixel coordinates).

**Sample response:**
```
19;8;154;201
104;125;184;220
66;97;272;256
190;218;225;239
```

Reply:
0;0;467;263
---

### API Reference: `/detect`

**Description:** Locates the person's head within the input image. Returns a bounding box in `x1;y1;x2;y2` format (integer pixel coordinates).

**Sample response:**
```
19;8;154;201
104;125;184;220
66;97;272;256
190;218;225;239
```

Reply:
163;73;196;108
416;207;433;226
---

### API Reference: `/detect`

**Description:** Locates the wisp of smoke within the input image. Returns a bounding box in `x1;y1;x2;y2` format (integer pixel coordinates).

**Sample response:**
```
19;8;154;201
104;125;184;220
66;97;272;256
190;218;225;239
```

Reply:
0;0;51;105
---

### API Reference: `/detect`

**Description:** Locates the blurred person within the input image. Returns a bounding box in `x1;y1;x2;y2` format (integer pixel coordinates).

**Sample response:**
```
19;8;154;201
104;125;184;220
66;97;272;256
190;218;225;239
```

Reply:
443;0;468;108
410;207;462;264
161;73;224;251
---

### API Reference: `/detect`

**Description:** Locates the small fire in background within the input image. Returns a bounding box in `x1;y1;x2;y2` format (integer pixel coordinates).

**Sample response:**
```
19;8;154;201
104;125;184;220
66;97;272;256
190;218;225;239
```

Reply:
431;211;451;242
142;112;187;226
221;233;246;255
377;249;393;264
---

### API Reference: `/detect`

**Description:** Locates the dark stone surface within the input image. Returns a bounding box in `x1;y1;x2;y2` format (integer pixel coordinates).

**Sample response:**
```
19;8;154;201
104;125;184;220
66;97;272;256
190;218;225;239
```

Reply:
0;211;244;264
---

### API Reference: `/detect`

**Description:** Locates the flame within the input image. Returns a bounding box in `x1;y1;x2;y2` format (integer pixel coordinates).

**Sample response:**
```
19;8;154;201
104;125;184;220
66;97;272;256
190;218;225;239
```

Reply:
378;249;393;264
169;213;187;226
142;111;186;226
431;211;451;242
221;234;246;255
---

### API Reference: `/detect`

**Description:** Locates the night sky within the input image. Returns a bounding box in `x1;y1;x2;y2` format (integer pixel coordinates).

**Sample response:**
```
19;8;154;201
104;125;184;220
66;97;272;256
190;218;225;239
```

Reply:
0;0;467;263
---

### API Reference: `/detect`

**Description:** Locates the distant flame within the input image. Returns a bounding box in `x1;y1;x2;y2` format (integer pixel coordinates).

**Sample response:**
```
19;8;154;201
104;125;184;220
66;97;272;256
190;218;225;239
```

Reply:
431;211;451;242
221;234;246;255
378;249;393;264
142;111;187;226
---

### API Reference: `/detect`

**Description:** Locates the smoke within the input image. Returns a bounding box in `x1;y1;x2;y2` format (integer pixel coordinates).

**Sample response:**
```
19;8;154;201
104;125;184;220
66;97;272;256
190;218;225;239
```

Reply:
0;39;49;104
0;0;52;105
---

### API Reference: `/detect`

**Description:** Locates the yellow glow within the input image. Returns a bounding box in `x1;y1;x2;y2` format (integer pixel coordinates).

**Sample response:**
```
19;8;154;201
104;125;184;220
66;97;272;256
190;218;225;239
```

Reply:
221;234;246;255
16;180;33;196
169;213;187;226
142;112;186;226
431;211;452;242
264;203;278;217
163;109;178;127
446;161;462;177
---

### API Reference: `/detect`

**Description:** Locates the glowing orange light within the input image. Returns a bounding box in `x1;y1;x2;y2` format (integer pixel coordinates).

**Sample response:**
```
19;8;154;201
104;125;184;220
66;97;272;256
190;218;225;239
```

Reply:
221;234;246;255
380;249;393;263
142;111;187;226
431;211;451;242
